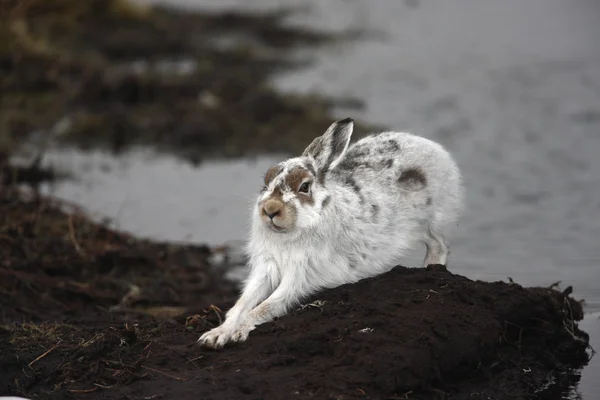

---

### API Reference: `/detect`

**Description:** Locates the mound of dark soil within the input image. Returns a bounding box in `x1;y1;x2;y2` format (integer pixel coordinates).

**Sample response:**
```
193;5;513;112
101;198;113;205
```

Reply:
0;188;591;400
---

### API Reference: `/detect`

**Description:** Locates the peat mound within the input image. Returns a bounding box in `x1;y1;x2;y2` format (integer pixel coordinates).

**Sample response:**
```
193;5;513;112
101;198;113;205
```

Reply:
1;210;592;400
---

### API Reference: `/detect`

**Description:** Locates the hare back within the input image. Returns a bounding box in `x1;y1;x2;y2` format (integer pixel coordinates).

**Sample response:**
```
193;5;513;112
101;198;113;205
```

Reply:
327;130;462;236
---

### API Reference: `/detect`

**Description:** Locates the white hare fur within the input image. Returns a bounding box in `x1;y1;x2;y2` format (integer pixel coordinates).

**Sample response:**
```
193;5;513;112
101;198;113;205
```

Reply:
199;118;463;349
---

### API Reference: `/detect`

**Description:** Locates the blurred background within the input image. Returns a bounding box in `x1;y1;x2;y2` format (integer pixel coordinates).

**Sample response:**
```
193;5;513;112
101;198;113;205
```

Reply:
2;0;599;398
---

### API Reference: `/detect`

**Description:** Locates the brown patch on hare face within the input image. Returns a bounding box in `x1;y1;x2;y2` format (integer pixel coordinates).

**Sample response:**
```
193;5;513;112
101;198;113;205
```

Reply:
398;168;427;191
285;167;314;205
264;165;283;186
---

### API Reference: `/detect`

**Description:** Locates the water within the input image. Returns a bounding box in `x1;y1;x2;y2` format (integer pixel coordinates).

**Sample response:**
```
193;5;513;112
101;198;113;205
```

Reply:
34;0;600;397
37;147;283;246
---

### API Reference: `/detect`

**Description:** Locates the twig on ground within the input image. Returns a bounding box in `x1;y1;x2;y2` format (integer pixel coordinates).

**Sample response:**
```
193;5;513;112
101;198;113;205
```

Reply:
186;355;204;364
28;341;61;368
141;366;188;381
208;304;223;324
93;383;114;389
562;297;586;343
68;215;84;255
562;320;587;343
69;387;99;393
561;296;596;358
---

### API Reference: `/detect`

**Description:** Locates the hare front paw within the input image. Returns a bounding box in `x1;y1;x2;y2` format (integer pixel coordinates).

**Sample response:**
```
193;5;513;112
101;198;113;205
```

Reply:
198;323;252;349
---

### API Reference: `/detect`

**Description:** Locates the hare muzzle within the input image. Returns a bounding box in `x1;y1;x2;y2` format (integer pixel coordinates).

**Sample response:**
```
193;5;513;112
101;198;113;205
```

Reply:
259;198;295;232
262;199;282;220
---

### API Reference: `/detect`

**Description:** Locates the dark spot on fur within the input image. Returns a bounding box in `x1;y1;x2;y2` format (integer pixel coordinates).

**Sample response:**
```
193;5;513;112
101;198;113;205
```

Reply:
343;175;364;203
426;197;432;206
322;195;331;209
350;147;370;159
398;168;427;191
336;158;362;172
385;140;400;152
371;204;379;216
315;171;325;185
380;159;394;169
348;254;359;269
344;175;361;194
336;155;392;173
305;161;317;177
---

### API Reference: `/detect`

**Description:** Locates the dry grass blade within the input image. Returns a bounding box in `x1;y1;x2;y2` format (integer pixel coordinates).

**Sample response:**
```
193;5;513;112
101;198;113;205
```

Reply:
141;366;188;381
68;387;99;393
28;341;60;368
68;215;85;255
208;304;223;324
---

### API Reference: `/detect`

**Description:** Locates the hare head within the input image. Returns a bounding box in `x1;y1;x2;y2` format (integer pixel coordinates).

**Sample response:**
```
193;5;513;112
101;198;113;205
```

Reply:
254;118;354;235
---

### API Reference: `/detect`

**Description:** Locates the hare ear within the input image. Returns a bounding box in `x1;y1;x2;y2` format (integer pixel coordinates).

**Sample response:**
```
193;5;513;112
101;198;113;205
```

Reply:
302;118;354;174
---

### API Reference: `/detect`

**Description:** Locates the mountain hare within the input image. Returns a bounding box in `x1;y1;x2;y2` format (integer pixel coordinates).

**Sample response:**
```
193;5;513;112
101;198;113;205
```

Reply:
199;118;463;349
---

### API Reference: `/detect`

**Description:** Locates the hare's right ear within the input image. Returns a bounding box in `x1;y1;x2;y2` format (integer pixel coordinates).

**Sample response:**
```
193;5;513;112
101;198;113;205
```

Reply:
302;118;353;174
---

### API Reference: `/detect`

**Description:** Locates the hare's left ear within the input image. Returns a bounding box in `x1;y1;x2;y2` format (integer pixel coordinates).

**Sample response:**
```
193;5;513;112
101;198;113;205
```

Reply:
302;118;353;174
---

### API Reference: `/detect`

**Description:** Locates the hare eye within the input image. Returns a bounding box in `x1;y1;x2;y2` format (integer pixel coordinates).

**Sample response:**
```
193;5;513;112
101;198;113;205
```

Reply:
299;182;311;193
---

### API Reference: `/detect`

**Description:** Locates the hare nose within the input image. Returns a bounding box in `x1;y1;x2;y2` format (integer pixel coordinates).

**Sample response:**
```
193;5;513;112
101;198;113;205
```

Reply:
263;203;281;220
264;208;281;220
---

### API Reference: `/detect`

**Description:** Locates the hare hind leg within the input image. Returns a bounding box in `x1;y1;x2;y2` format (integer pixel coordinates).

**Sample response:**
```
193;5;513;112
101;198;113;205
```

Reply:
422;223;449;267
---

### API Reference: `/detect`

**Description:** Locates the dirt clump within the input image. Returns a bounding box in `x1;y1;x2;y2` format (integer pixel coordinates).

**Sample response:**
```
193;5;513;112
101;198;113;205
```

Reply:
0;188;592;400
